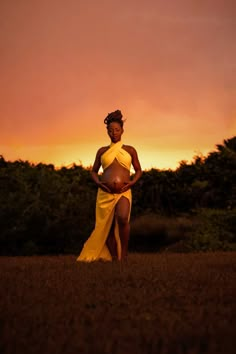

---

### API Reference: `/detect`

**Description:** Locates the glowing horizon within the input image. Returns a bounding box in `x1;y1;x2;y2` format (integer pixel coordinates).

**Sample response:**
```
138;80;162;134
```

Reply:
0;138;225;171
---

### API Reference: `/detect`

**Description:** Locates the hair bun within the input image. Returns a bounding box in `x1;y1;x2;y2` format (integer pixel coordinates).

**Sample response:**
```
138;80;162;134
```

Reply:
104;110;124;126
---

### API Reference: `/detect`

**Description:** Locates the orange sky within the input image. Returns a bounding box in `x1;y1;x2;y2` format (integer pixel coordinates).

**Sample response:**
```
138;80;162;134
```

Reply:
0;0;235;170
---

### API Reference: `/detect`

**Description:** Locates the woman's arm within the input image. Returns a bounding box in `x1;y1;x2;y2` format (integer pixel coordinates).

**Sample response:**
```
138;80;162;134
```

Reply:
90;149;102;185
130;147;143;186
90;147;111;193
121;146;142;192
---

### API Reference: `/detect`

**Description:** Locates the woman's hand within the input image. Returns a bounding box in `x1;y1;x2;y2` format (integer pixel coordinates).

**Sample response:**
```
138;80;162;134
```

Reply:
98;182;112;193
97;181;134;194
120;182;134;193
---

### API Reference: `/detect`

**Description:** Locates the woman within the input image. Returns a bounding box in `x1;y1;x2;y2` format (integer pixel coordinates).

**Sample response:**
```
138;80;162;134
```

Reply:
77;110;142;262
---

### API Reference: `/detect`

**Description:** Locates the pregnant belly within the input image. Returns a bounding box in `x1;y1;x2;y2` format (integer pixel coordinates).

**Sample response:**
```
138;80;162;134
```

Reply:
103;177;128;193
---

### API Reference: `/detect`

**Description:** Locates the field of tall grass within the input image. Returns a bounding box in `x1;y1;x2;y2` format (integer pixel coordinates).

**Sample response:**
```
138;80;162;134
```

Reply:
0;252;235;354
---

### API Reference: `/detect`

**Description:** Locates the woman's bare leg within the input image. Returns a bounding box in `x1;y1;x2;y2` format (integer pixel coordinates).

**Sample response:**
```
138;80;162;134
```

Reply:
115;196;130;260
106;218;117;260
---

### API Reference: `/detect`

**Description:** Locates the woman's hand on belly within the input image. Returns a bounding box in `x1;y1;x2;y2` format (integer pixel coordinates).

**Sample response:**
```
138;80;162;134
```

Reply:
98;182;112;193
102;181;124;193
99;180;133;194
120;181;134;193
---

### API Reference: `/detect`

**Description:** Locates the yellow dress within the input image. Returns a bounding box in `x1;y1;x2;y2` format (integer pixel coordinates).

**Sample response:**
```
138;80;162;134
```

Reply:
77;141;132;262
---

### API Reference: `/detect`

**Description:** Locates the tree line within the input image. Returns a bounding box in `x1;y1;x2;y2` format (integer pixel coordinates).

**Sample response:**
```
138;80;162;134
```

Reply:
0;136;235;255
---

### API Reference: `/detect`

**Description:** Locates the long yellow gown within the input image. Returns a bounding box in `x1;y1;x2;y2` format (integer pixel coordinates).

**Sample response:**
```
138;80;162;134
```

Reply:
77;141;132;262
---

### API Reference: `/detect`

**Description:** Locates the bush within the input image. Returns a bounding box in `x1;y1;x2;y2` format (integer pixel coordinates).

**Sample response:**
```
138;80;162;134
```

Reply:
129;213;193;252
186;208;236;251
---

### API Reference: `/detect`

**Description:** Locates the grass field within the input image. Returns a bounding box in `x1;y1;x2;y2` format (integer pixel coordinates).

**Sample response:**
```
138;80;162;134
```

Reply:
0;252;235;354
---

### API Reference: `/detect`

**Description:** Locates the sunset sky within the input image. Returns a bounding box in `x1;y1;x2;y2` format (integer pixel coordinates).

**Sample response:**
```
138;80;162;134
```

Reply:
1;0;235;170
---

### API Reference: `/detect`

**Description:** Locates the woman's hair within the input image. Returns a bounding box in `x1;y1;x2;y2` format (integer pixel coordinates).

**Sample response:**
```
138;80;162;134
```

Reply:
104;110;124;128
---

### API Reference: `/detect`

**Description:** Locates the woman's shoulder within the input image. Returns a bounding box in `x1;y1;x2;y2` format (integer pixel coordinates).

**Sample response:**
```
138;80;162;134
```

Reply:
122;144;137;154
96;145;110;157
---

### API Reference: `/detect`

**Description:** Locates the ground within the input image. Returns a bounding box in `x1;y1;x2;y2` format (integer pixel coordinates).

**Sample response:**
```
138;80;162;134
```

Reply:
0;252;235;354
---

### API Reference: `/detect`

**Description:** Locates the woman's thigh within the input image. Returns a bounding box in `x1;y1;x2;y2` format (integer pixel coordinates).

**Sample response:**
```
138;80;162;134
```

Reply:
115;196;130;222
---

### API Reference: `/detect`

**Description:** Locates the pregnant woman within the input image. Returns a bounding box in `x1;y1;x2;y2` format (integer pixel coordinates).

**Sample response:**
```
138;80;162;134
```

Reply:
77;110;142;262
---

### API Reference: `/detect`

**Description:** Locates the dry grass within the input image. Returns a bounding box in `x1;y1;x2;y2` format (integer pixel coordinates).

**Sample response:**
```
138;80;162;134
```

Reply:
0;252;236;354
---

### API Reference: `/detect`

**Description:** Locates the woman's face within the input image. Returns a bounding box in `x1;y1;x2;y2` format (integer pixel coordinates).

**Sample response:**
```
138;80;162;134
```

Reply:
107;122;123;143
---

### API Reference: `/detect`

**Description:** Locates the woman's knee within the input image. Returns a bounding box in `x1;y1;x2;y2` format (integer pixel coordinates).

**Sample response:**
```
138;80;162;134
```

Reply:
116;214;129;226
